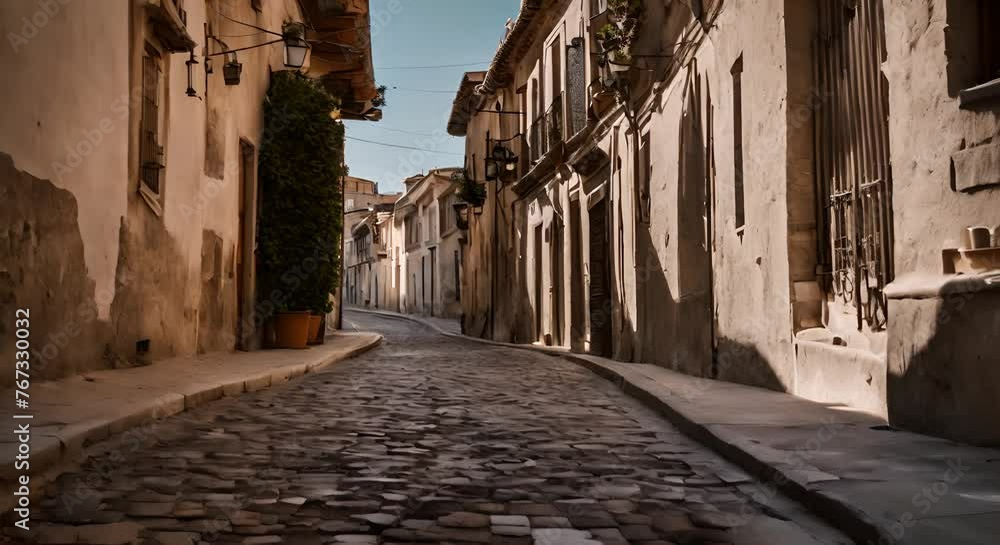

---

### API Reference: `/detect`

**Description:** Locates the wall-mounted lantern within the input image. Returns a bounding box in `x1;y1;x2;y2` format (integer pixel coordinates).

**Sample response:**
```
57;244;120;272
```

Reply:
484;138;519;182
491;143;518;172
185;49;199;97
200;17;310;94
485;160;500;181
282;22;310;68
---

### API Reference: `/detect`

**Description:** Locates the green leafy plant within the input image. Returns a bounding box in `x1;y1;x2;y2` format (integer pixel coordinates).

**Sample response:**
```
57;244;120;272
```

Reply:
258;71;345;315
597;0;642;72
282;21;305;39
372;84;388;108
453;170;486;207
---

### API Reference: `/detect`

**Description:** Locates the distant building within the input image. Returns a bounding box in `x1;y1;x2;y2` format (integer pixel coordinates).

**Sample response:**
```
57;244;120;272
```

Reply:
340;176;400;317
343;169;466;320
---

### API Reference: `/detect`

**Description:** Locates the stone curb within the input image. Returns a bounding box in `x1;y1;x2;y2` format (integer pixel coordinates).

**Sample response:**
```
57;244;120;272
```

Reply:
2;333;383;514
349;308;880;544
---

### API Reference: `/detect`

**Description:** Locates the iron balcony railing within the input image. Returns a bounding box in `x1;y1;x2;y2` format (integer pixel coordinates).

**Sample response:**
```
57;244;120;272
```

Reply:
528;92;564;163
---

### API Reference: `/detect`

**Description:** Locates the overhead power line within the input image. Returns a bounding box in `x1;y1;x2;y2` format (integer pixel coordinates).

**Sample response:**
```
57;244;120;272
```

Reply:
346;136;463;156
369;125;440;137
375;61;490;70
388;85;457;94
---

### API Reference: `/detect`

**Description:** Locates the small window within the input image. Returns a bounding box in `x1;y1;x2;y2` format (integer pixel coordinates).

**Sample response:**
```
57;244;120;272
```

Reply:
140;44;165;200
731;54;746;234
251;0;262;13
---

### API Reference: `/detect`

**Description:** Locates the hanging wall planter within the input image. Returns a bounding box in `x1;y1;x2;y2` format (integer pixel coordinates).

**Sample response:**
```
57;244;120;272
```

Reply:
223;52;242;85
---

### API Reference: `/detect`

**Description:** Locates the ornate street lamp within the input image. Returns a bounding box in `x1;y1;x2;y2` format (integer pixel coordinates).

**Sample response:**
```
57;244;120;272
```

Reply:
484;137;520;182
491;143;518;172
485;160;499;182
200;17;310;93
185;49;199;97
282;22;310;68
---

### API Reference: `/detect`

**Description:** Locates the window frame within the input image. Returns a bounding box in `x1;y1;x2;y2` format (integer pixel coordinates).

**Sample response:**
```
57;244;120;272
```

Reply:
139;41;167;215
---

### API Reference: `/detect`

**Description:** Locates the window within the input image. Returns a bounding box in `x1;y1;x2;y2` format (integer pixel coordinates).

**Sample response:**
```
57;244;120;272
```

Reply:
638;132;651;223
979;0;1000;83
731;54;745;233
405;215;419;248
951;0;1000;106
346;198;355;210
566;37;587;137
440;193;458;234
251;0;262;12
140;44;165;199
425;207;434;243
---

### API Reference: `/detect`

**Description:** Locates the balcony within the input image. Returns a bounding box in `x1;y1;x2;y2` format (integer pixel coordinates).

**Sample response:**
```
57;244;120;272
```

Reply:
146;0;196;52
528;92;563;164
515;93;565;196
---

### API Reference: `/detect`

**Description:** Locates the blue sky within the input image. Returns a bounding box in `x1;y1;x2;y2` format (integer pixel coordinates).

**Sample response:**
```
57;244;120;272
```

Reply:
343;0;521;193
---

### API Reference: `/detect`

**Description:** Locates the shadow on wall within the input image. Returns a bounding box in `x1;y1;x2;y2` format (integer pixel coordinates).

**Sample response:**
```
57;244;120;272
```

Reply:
634;66;785;393
887;288;1000;446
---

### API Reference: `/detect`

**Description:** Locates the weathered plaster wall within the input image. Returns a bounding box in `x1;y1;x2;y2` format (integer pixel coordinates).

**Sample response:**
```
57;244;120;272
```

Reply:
633;0;796;390
0;1;129;384
881;0;1000;442
882;0;1000;275
0;0;308;385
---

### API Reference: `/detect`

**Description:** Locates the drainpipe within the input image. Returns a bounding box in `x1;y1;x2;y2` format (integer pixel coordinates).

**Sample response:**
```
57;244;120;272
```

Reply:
337;162;345;330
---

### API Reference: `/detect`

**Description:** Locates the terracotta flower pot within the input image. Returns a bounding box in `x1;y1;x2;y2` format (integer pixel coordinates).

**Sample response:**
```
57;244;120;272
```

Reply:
273;311;311;349
307;314;323;345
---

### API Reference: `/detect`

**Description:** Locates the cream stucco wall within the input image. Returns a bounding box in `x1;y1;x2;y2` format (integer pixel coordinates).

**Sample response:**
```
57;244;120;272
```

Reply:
0;0;130;320
0;0;314;385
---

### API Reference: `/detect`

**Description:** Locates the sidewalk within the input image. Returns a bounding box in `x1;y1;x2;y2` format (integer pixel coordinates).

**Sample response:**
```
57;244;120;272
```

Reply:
0;331;382;511
353;308;1000;545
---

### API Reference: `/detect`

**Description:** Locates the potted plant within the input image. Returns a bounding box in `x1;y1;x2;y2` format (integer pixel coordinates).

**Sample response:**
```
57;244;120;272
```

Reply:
258;71;344;349
596;1;642;76
453;170;487;208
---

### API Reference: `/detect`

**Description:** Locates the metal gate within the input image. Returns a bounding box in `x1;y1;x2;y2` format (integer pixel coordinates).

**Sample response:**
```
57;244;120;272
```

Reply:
813;0;893;331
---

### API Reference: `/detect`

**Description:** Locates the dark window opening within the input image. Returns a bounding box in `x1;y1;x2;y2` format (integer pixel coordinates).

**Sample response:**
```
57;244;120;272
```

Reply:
140;44;163;196
638;132;651;223
731;54;745;232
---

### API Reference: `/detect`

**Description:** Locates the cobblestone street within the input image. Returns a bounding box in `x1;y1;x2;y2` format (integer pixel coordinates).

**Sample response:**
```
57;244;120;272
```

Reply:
20;312;850;545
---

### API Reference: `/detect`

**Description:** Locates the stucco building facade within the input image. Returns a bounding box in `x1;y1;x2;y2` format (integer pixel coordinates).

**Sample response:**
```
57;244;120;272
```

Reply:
0;0;378;386
450;0;1000;445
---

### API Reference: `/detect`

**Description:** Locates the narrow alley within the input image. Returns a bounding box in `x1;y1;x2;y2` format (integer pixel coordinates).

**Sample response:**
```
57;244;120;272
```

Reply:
23;312;849;545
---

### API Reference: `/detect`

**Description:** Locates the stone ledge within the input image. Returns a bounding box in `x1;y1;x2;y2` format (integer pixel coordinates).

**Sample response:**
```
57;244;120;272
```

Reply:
884;271;1000;300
